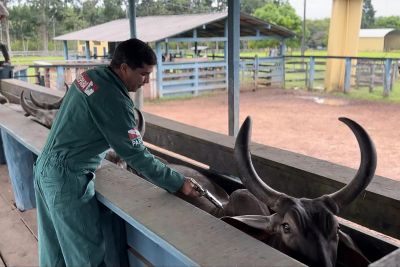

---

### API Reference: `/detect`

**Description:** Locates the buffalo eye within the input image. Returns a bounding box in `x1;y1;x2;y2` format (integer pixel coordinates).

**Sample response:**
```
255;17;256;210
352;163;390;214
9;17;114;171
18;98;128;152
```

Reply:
282;223;291;234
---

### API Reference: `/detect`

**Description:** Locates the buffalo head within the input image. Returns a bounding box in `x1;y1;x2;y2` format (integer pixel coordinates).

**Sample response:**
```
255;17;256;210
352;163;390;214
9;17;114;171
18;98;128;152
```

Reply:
224;116;376;267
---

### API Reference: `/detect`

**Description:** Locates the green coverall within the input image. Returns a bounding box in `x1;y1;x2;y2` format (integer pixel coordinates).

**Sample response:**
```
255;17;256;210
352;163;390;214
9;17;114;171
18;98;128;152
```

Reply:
34;66;185;266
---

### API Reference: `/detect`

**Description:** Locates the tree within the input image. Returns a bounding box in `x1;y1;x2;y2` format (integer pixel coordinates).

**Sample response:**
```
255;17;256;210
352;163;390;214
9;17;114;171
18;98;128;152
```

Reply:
306;18;330;49
361;0;375;29
241;0;267;15
374;16;400;29
252;0;302;48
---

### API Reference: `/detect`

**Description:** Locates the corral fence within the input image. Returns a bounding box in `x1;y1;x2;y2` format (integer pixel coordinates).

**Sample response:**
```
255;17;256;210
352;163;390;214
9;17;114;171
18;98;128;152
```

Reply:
8;55;400;98
284;55;400;96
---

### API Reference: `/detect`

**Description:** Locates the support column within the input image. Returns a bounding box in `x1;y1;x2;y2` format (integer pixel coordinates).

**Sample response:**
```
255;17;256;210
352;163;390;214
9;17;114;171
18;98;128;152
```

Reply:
1;131;36;211
85;41;91;60
325;0;363;91
63;40;69;60
0;129;6;164
227;0;240;137
155;42;163;98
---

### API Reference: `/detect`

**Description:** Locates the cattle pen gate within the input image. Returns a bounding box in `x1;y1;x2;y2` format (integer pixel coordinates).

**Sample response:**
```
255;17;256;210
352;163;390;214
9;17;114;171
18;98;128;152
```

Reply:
0;79;400;266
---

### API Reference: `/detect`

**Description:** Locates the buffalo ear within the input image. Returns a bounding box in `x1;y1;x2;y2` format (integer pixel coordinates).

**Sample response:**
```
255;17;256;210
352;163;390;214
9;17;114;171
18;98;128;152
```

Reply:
337;230;370;267
221;215;274;242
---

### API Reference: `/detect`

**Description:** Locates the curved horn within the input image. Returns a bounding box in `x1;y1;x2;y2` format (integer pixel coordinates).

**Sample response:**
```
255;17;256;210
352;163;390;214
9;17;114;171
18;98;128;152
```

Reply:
234;116;287;211
20;91;39;117
327;117;377;210
29;91;63;110
134;107;145;137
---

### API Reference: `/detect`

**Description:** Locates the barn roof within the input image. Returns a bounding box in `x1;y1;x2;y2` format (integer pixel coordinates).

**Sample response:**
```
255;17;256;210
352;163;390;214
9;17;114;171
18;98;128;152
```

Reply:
359;28;396;38
54;12;294;42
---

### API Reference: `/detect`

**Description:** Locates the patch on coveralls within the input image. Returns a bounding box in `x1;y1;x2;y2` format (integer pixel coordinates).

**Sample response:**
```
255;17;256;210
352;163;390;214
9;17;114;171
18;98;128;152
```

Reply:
75;72;98;96
128;128;143;146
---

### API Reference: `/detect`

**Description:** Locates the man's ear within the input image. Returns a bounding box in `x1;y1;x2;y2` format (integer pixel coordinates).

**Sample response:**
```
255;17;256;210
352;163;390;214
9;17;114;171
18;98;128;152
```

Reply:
120;63;128;73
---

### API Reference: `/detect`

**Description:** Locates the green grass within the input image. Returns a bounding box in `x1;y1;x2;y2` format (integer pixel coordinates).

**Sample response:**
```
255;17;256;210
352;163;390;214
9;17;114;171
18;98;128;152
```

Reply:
290;50;400;58
333;82;400;103
11;56;64;66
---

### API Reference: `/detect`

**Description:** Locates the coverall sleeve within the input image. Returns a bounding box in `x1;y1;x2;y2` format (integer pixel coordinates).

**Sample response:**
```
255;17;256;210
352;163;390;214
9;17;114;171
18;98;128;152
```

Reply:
87;93;185;193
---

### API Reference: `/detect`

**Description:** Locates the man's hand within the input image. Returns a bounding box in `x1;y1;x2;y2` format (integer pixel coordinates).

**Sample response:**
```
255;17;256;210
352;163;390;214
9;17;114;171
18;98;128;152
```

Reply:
180;177;201;197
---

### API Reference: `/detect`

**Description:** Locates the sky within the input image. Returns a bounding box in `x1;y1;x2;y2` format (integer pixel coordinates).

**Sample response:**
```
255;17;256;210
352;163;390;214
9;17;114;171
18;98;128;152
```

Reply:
288;0;400;20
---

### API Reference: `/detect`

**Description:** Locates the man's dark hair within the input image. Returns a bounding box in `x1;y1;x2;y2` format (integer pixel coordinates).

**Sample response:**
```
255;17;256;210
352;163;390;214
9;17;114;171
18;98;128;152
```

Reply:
110;38;157;70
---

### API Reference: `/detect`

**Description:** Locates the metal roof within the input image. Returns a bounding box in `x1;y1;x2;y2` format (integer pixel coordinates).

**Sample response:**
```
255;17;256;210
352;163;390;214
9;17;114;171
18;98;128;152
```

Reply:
359;28;396;38
54;12;294;42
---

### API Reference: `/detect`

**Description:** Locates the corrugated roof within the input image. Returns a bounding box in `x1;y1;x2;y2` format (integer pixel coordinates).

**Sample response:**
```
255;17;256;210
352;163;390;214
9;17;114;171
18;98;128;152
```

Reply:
54;12;294;42
359;28;395;38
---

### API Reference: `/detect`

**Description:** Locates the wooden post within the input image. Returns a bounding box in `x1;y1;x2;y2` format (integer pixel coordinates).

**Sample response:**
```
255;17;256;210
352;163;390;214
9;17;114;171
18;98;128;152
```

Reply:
56;66;65;91
253;55;259;90
383;58;392;97
325;0;363;91
369;64;376;92
344;57;352;93
308;56;315;91
85;41;91;60
390;62;396;92
194;62;199;96
156;42;163;98
227;0;240;137
63;40;69;60
1;131;36;211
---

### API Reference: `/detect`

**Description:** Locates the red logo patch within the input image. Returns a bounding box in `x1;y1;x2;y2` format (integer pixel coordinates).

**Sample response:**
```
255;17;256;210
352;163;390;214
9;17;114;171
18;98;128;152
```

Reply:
75;73;98;96
128;128;143;146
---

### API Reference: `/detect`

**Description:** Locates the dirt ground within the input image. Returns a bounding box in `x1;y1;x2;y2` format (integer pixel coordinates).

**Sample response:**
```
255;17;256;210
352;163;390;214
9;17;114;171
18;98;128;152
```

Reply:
143;88;400;181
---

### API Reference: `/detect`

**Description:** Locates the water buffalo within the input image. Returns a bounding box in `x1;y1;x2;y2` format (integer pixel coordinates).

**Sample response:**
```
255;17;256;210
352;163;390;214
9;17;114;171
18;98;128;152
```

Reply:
223;116;376;267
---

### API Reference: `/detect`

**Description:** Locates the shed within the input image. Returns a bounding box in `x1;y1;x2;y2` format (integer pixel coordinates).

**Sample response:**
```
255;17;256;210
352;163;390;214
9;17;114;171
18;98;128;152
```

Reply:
358;28;400;52
53;12;294;99
54;12;294;59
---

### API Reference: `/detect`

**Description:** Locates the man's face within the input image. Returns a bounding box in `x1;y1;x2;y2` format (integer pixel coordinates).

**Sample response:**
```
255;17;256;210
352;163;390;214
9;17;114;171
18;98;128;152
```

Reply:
120;63;154;92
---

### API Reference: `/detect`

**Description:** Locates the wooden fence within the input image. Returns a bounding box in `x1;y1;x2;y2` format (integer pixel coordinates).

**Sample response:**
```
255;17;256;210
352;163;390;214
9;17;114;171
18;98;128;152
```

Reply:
9;55;400;98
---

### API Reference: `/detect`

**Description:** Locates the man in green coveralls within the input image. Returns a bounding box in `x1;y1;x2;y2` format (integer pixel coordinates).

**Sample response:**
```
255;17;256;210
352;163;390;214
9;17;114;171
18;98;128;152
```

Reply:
33;38;200;266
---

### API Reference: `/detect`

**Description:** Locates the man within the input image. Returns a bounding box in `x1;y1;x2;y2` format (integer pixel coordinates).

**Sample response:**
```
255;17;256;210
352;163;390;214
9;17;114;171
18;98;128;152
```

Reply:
34;38;200;266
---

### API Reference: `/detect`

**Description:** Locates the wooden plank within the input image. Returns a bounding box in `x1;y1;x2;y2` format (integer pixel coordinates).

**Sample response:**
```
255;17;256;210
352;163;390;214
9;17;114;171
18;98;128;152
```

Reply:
0;79;63;104
0;169;38;266
0;105;48;155
370;248;400;267
0;165;38;239
95;162;304;267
